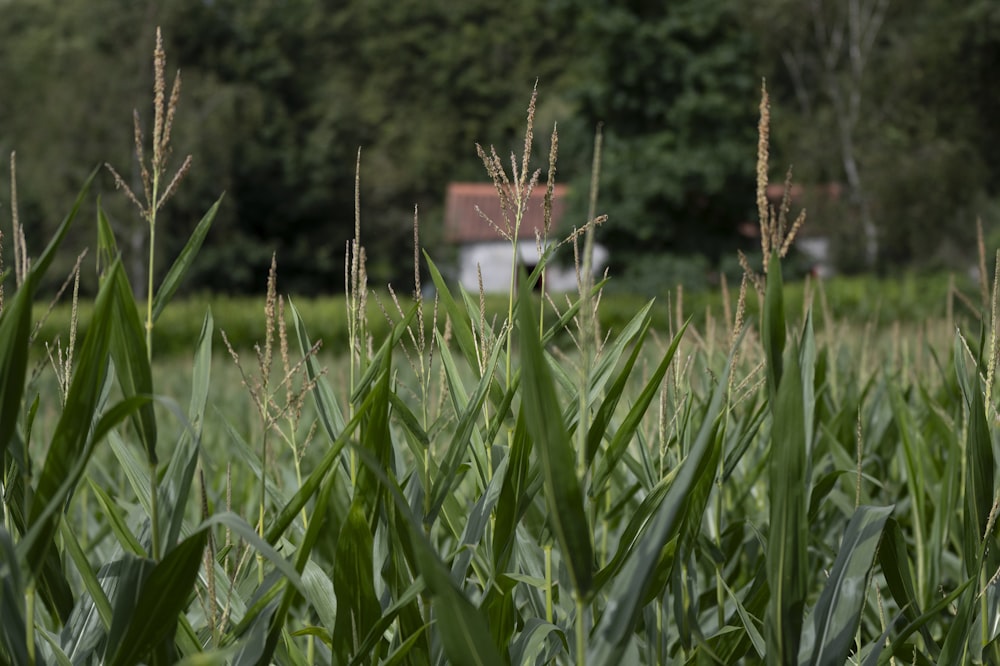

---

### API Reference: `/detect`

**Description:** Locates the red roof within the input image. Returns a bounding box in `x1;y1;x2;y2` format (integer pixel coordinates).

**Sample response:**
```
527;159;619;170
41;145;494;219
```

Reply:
444;182;570;243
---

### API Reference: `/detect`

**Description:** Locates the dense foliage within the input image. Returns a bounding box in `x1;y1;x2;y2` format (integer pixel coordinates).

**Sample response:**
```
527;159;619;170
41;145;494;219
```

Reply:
2;1;999;295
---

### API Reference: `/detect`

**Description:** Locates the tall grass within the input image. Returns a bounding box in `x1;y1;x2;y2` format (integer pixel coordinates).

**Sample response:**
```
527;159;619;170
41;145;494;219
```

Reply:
3;29;1000;666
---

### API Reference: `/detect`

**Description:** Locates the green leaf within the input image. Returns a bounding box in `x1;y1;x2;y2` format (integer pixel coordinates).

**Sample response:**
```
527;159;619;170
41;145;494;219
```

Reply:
584;314;652;465
23;264;141;588
589;319;688;497
330;500;381;663
588;331;740;663
96;199;119;277
107;529;208;666
426;328;505;524
722;578;766;659
0;527;33;665
766;335;809;665
106;254;157;464
260;458;339;664
424;253;484;378
800;504;894;666
878;518;938;656
956;332;995;578
162;310;213;551
517;270;593;599
351;579;426;662
352;447;503;666
59;519;113;632
0;167;96;465
151;194;223;322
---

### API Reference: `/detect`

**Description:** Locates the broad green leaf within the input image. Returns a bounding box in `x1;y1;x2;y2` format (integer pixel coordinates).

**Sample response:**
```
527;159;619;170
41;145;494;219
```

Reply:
381;624;430;666
351;579;426;663
330;500;381;663
721;578;766;659
162;310;213;551
800;504;893;666
290;300;347;441
0;527;33;665
87;478;147;556
878;518;938;656
510;618;566;666
107;528;207;666
766;335;809;665
151;194;223;322
584;316;652;465
103;554;156;661
202;512;305;594
0;167;96;465
491;410;537;575
867;577;973;665
59;519;113;632
106;258;157;463
263;390;372;545
518;271;593;599
349;304;417;405
425;253;485;379
23;264;140;593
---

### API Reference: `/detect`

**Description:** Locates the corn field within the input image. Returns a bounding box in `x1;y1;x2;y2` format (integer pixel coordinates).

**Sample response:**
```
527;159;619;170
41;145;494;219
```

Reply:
2;32;1000;666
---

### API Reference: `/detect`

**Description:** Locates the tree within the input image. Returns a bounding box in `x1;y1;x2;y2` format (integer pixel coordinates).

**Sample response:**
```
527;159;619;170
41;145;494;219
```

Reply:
746;0;997;271
569;0;760;288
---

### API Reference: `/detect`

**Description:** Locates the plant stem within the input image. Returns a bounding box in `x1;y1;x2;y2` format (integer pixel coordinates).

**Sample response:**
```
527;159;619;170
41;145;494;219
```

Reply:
147;178;160;560
575;593;586;666
149;462;161;560
26;584;35;665
545;544;553;624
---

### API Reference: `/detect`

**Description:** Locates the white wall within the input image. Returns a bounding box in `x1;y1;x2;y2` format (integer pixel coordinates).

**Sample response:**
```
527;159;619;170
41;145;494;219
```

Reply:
456;240;609;293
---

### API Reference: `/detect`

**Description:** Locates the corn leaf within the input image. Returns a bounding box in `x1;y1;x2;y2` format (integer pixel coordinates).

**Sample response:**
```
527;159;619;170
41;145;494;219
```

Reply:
799;504;893;666
955;332;995;578
0;168;96;465
588;331;738;663
518;272;593;600
589;319;688;498
151;194;223;322
107;529;208;666
766;335;809;665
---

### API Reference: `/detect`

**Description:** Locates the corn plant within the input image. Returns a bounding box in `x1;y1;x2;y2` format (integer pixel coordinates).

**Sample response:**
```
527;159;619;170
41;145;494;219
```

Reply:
4;30;1000;666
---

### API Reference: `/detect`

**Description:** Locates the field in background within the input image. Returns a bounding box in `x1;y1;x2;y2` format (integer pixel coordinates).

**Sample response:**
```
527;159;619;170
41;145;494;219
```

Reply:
31;269;979;358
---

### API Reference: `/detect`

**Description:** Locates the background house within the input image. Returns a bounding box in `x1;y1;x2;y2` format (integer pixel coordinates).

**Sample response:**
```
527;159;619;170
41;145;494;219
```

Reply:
444;182;608;293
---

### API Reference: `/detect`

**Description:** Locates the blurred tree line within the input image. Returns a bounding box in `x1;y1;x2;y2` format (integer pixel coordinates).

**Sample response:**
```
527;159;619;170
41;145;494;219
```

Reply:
0;0;997;295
